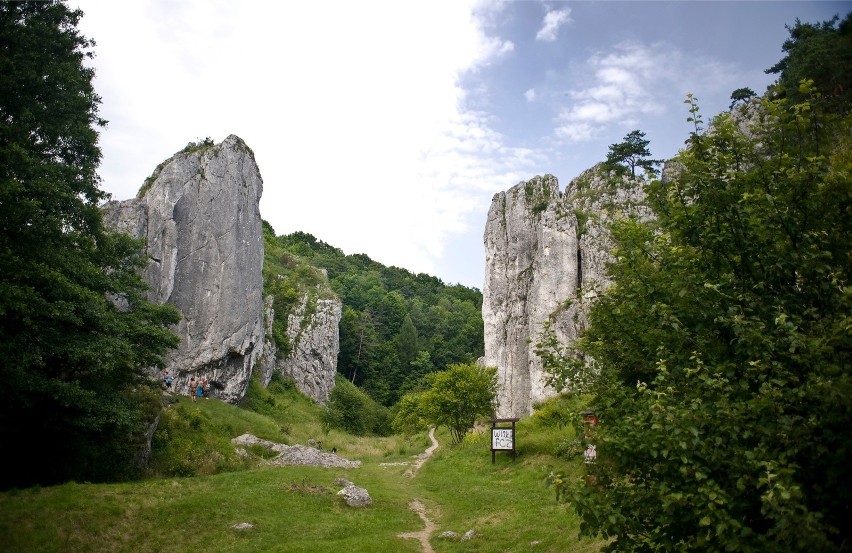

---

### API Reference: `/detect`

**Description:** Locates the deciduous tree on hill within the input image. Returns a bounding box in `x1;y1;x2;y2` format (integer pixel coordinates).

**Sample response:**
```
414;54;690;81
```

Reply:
541;85;851;551
0;0;179;489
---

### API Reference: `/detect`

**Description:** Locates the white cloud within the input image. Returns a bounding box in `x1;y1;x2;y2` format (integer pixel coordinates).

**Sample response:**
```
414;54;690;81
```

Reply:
72;0;530;287
499;40;515;55
525;88;536;102
555;121;595;142
536;9;572;42
554;41;742;143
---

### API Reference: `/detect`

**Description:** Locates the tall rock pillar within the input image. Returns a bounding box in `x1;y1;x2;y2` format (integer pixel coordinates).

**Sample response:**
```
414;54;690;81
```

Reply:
483;175;578;418
102;135;265;402
483;167;650;418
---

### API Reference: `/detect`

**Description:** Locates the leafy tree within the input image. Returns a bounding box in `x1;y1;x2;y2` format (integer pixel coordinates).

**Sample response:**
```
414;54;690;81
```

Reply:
541;86;851;551
729;86;756;110
766;12;852;113
404;350;433;391
396;314;419;368
391;390;429;436
604;130;661;177
338;306;378;385
398;362;498;445
0;1;180;488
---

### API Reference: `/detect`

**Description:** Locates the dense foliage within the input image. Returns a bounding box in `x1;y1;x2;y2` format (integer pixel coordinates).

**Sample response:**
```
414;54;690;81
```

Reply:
0;1;180;489
543;85;851;550
393;362;498;444
266;230;484;406
322;376;391;436
766;12;852;113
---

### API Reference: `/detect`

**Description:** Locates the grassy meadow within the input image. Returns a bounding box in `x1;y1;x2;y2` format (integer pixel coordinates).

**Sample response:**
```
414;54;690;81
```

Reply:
0;381;603;553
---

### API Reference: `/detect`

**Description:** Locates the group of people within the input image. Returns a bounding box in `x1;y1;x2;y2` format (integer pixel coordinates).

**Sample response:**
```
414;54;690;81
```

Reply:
187;374;209;401
161;369;210;401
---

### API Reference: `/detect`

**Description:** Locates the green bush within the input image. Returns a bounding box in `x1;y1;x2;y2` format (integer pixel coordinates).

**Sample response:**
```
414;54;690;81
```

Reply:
148;402;250;478
323;377;391;436
532;395;577;429
554;437;584;460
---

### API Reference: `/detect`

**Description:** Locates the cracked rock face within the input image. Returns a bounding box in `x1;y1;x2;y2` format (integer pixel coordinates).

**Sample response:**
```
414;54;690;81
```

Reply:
102;135;265;402
483;168;650;417
258;289;342;404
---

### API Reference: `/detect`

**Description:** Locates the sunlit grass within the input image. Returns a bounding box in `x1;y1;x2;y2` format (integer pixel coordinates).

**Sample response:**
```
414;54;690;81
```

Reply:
0;387;603;552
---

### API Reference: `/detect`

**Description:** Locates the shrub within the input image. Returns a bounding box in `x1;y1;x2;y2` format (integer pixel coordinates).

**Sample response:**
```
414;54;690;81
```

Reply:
323;378;391;436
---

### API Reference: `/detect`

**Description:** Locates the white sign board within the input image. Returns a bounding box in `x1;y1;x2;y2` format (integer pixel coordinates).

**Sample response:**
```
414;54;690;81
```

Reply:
584;444;597;464
491;428;514;451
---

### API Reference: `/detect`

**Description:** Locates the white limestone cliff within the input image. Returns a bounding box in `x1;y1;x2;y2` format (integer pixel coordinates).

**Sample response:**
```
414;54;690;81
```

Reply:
259;287;342;404
483;167;651;417
102;136;265;402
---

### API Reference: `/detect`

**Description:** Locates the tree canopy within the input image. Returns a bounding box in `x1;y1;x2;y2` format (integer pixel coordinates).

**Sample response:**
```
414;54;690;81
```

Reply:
0;1;180;489
393;362;498;445
729;87;756;110
542;84;851;550
264;229;484;406
604;130;661;177
766;11;852;113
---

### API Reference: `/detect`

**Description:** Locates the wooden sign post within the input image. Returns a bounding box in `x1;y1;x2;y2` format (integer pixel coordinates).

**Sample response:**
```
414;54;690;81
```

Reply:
490;417;519;464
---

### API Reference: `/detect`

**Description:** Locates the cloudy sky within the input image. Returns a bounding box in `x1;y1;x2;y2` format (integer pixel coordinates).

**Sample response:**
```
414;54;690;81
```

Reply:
72;0;848;290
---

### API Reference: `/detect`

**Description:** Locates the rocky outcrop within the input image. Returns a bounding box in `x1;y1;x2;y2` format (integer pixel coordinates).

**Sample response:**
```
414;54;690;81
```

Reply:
483;167;651;417
102;136;265;403
231;434;361;468
258;281;342;404
335;480;372;507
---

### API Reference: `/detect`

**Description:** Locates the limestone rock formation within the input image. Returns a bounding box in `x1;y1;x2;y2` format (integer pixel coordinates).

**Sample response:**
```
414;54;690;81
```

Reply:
483;167;651;417
258;286;342;404
102;136;265;402
231;434;362;468
336;480;372;507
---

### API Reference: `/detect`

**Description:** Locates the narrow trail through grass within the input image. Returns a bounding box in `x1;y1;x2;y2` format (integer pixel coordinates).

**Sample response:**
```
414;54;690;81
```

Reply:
398;500;437;553
398;427;440;552
404;427;439;478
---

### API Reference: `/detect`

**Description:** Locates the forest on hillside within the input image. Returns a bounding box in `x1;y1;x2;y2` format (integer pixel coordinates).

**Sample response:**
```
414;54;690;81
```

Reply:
262;224;484;406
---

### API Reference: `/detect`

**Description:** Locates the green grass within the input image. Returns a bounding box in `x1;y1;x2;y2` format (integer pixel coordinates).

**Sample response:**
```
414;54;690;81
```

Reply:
0;386;602;552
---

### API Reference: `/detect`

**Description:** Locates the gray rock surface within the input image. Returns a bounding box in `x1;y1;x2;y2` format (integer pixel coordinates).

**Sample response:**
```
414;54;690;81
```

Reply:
103;136;265;403
336;482;372;507
231;434;362;468
258;288;342;404
483;167;651;417
483;175;576;418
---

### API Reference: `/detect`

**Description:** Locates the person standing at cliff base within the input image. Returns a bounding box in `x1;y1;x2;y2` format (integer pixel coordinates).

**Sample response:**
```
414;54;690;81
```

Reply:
189;375;197;402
